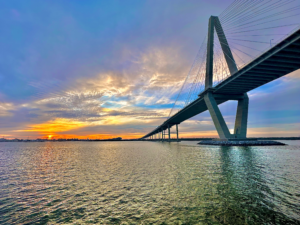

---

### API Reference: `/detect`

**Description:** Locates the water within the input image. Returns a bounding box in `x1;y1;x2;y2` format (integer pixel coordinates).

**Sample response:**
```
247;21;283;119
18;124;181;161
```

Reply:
0;141;300;224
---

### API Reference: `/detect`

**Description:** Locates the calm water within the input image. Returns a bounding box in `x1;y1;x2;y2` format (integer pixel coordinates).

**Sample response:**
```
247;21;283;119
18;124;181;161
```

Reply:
0;141;300;224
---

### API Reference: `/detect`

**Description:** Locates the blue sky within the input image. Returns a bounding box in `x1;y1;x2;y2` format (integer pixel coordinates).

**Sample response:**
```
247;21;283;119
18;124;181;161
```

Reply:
0;0;299;139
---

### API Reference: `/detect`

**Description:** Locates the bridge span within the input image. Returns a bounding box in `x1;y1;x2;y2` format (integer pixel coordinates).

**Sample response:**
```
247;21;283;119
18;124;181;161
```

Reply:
141;16;300;141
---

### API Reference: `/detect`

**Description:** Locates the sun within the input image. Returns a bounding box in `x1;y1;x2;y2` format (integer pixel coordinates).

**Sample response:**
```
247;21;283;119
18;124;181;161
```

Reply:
48;135;53;140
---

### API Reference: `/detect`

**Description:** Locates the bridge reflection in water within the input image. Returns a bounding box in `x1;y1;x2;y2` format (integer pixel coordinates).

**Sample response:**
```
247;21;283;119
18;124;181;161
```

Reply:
168;141;300;224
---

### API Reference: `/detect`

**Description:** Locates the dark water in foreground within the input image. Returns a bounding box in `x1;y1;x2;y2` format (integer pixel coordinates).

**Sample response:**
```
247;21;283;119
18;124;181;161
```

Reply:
0;141;300;224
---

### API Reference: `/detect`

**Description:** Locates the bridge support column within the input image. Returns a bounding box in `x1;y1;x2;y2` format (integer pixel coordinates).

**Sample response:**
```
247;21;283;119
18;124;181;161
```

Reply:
202;15;246;140
205;16;238;91
168;125;170;141
234;93;249;138
204;92;232;139
176;124;179;141
205;16;215;89
204;92;249;139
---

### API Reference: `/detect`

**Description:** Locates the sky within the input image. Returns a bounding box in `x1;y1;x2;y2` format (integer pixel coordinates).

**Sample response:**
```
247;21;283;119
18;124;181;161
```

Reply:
0;0;299;140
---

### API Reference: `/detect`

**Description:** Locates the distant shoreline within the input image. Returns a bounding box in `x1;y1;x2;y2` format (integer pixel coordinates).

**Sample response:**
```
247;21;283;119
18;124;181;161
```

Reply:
1;137;300;142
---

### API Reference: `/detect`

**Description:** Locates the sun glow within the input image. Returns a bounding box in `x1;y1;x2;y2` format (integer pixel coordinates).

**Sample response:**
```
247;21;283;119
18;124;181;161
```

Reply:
17;118;88;134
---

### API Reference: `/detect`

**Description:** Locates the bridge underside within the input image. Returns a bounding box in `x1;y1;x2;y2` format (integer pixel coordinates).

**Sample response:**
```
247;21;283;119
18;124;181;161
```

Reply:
142;27;300;140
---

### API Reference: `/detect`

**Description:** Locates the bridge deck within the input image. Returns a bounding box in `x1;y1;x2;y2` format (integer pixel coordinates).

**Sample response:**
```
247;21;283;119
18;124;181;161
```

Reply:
142;28;300;139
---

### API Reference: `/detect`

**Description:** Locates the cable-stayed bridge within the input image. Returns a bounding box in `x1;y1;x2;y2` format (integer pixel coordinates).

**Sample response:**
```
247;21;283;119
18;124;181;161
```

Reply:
141;0;300;141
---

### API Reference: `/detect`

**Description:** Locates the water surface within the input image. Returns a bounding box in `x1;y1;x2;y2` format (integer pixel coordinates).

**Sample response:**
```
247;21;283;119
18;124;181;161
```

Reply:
0;141;299;224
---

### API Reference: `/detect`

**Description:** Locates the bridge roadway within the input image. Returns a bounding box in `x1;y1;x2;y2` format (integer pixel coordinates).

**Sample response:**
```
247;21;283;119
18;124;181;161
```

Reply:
141;28;300;139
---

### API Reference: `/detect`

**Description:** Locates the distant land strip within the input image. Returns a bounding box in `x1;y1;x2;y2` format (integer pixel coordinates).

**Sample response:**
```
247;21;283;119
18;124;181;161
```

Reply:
1;137;300;142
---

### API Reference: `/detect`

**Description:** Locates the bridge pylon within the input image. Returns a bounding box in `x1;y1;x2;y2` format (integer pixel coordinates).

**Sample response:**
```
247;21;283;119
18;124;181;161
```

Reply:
204;16;249;140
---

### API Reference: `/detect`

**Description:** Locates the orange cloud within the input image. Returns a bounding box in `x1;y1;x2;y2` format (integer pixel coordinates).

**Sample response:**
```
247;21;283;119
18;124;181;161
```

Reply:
16;118;88;135
37;133;146;140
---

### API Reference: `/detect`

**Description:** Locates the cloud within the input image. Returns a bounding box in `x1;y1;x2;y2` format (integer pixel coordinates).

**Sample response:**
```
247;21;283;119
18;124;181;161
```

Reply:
0;45;188;138
0;102;15;117
15;118;88;134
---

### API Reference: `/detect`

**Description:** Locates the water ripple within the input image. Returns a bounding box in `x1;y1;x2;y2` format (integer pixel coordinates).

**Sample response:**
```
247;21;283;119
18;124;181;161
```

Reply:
0;141;299;224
